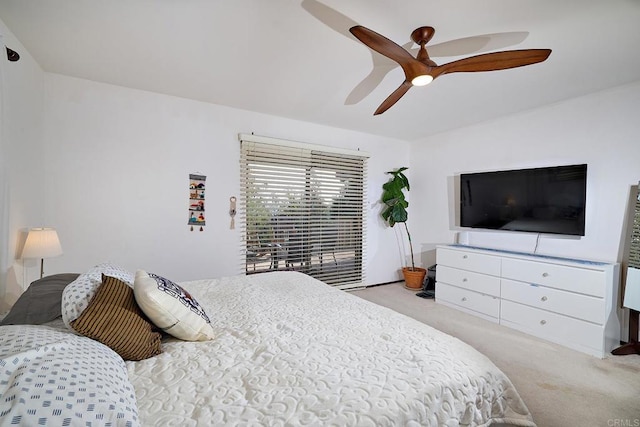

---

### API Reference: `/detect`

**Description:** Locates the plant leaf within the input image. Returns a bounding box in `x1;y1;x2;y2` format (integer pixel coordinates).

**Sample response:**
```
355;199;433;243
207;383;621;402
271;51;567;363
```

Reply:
399;173;410;191
381;166;410;226
390;204;408;223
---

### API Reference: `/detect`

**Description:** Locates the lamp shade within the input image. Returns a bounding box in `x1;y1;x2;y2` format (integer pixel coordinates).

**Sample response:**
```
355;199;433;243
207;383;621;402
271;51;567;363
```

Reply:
22;228;63;259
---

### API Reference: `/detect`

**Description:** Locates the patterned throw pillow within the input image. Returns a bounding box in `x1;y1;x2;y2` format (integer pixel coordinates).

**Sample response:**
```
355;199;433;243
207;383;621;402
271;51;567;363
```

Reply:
61;262;134;330
71;274;162;361
134;270;215;341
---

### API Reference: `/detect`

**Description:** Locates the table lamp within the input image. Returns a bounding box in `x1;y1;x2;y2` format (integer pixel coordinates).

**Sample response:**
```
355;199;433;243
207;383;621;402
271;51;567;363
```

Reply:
22;227;63;279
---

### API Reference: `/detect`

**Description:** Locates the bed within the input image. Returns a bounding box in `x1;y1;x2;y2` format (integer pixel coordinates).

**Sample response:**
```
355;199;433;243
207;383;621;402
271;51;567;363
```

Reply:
1;264;536;426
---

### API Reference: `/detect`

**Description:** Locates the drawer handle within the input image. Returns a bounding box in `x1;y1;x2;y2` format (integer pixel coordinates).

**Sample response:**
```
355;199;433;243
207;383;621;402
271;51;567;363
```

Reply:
540;319;547;325
462;278;468;282
542;272;549;278
541;296;548;302
461;297;467;302
462;255;468;259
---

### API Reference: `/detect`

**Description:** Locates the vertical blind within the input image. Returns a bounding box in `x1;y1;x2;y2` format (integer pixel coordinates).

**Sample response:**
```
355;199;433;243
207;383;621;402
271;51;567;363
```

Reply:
629;184;640;270
239;134;368;289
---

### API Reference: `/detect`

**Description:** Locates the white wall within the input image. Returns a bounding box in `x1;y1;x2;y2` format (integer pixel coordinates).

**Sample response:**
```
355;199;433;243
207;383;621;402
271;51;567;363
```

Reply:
41;74;410;286
0;20;46;310
6;15;637;306
409;81;640;264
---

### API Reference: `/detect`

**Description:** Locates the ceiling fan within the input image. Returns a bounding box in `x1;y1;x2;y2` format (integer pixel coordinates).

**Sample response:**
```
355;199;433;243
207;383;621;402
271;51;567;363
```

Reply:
349;25;551;115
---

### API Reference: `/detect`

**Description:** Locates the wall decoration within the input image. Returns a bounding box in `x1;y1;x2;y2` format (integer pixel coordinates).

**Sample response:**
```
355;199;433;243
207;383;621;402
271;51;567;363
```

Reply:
189;174;206;231
229;196;237;230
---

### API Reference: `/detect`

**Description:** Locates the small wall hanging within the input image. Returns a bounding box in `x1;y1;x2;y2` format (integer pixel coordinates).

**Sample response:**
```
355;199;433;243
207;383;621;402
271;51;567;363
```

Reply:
188;173;206;231
229;196;237;230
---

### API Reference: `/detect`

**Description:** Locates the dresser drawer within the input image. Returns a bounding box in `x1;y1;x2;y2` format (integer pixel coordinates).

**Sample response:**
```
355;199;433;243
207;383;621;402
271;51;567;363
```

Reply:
437;265;500;297
435;245;619;358
501;279;605;324
437;248;501;275
501;300;603;352
501;258;605;297
436;283;500;319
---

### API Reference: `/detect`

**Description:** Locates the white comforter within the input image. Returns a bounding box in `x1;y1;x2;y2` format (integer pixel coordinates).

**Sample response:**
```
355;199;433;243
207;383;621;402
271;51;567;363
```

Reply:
126;272;535;426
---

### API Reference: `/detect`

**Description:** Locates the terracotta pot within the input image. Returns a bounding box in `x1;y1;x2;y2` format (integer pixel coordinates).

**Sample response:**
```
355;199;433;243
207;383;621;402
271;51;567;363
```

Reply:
402;267;427;290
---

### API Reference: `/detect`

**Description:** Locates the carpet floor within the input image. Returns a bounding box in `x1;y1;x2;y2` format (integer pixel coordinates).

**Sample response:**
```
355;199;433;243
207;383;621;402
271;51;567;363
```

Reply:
351;282;640;427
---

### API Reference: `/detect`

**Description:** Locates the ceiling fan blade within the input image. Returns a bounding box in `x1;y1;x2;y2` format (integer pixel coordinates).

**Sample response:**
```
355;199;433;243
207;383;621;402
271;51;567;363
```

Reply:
350;25;414;64
350;25;429;82
431;49;551;79
374;81;412;115
348;43;412;104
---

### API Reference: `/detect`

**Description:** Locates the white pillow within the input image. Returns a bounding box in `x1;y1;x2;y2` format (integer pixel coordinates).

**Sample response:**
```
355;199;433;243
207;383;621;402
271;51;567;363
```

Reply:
61;262;135;330
133;270;215;341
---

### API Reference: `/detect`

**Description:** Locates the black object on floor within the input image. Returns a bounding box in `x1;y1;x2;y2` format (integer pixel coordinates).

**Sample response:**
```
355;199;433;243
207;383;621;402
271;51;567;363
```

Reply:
416;264;437;299
416;290;435;299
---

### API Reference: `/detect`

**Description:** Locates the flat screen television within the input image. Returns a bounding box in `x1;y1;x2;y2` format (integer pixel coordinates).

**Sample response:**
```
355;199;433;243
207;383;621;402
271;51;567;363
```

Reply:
459;164;587;236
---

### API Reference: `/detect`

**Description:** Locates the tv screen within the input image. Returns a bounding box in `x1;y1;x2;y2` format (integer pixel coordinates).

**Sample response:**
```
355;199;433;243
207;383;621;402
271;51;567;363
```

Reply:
460;164;587;236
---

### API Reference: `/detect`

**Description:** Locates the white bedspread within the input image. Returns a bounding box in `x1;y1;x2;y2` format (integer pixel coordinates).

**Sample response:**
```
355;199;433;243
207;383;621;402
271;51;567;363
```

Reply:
126;271;535;426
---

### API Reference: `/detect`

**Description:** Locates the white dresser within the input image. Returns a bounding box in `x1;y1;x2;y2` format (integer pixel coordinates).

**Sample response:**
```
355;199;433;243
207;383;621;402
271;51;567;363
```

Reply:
436;244;621;358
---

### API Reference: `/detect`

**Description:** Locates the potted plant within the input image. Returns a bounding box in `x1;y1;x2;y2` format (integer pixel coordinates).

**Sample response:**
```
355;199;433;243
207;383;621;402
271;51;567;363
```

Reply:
381;167;427;290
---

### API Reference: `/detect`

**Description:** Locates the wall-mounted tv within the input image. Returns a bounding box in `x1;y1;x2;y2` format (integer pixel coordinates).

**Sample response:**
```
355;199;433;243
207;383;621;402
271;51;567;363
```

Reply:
460;164;587;236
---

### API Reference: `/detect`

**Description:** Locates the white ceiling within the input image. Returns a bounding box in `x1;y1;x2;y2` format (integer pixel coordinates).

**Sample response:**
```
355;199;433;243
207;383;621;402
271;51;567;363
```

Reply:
1;0;639;141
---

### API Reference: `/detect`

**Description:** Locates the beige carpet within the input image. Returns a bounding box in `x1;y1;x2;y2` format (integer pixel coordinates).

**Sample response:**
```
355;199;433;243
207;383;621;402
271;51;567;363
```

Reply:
351;282;640;427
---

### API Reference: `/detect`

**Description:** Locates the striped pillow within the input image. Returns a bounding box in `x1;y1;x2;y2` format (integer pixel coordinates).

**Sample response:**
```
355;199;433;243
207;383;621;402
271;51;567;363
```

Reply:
70;274;162;361
61;262;135;330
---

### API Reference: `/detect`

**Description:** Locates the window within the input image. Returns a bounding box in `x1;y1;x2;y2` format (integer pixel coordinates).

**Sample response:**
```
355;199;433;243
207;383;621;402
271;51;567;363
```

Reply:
240;134;368;289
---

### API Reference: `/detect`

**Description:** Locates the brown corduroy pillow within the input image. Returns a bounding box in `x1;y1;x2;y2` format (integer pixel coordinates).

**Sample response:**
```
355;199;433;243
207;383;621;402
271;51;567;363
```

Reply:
71;274;162;361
